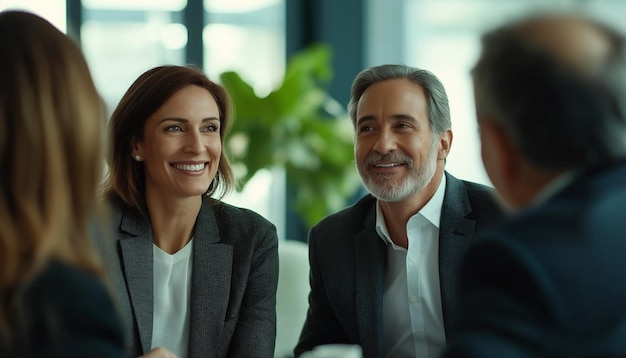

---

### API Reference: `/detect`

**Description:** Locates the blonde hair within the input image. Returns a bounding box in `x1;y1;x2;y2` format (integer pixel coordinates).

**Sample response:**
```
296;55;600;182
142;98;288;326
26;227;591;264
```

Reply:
0;11;105;335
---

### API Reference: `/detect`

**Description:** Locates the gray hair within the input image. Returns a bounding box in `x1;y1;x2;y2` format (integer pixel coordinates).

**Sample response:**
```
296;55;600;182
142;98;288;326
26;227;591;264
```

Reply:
347;64;451;134
472;15;626;170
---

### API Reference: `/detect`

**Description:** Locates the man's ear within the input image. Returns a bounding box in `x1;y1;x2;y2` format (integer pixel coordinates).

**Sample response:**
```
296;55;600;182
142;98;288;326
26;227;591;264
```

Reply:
437;129;453;160
479;119;521;204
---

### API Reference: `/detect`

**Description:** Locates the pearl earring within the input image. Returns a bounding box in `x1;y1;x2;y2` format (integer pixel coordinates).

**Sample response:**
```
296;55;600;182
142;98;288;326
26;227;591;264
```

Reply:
134;155;142;162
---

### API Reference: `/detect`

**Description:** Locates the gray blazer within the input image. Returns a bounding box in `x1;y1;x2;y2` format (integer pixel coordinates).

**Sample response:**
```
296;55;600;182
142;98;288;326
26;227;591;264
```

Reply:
93;196;279;358
294;172;504;358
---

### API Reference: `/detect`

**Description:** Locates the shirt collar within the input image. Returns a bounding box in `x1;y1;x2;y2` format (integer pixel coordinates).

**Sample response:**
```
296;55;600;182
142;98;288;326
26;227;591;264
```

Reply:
376;174;447;245
531;170;579;207
421;174;446;229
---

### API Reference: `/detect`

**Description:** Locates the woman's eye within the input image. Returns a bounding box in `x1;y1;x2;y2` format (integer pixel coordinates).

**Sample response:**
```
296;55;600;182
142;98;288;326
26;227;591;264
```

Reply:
203;124;219;132
166;125;183;132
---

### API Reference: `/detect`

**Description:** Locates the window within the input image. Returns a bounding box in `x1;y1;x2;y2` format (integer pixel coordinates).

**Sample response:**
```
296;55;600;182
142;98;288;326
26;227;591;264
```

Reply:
0;0;65;30
368;0;626;186
81;0;187;112
202;0;286;238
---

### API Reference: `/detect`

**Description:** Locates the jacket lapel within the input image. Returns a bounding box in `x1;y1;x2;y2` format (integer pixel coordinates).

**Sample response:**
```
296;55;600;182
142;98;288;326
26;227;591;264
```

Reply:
439;172;476;335
352;174;478;347
118;208;154;353
355;203;386;358
188;199;233;358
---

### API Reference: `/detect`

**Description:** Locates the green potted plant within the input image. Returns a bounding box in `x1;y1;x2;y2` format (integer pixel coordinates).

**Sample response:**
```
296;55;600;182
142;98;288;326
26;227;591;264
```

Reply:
220;43;362;229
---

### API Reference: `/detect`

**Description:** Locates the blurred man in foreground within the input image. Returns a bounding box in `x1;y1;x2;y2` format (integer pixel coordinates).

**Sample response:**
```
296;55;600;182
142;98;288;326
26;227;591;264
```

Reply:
444;12;626;357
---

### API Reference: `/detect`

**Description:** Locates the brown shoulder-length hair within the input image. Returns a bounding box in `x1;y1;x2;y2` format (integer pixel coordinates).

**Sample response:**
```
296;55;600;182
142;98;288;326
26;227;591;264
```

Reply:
102;65;236;210
0;10;106;336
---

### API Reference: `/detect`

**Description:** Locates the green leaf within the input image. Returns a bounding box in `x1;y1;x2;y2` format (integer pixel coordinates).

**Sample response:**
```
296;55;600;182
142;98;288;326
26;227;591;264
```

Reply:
221;43;362;230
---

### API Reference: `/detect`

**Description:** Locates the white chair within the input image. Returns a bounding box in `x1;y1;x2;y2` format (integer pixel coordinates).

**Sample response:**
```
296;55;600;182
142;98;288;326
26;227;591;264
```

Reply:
275;240;310;358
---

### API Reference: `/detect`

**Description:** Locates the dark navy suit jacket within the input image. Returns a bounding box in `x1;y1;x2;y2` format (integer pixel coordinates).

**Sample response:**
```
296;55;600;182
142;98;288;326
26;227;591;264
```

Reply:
444;160;626;357
8;260;124;358
295;172;504;358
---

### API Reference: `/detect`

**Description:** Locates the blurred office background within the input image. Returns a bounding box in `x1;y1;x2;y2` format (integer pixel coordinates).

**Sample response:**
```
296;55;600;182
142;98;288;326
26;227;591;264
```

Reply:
4;0;626;242
3;1;625;356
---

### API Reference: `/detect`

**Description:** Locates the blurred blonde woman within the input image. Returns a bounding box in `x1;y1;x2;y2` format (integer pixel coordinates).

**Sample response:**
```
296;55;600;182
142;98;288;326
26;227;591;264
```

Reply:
93;65;279;358
0;10;123;357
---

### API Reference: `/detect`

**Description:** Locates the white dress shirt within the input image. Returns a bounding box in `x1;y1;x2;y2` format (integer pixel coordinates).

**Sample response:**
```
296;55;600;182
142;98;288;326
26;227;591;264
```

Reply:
152;238;194;358
376;176;447;358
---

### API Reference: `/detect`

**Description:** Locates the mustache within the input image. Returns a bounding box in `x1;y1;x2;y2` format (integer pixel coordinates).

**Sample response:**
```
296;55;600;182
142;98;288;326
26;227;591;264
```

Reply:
363;152;413;167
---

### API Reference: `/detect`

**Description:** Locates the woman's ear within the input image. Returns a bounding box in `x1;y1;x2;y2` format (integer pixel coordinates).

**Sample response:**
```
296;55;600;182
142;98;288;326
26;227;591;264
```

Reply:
130;137;142;158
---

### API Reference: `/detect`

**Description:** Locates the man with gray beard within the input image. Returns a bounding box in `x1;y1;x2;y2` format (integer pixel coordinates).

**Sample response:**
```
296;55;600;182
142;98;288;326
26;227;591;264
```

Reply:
294;64;504;358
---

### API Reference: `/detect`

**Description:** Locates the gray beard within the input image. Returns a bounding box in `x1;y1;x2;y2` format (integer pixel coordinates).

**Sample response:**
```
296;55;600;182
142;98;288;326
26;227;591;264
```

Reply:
357;143;438;202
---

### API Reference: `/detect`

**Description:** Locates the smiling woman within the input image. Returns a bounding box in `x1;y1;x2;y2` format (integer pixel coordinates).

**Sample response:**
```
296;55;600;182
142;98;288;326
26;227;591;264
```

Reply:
92;65;279;358
133;85;223;210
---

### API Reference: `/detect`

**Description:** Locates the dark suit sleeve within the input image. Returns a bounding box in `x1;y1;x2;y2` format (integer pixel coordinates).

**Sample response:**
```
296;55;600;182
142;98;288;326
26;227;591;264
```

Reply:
26;261;124;358
63;276;125;357
294;225;351;357
442;237;553;358
227;220;279;358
